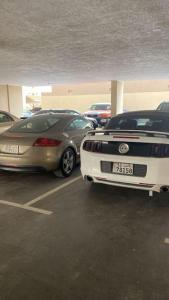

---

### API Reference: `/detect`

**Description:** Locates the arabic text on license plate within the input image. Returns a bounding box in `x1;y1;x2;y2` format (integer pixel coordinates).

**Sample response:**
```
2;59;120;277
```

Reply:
112;162;133;175
4;145;19;154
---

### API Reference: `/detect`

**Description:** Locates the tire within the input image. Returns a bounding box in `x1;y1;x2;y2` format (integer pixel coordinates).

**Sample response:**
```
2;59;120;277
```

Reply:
54;148;76;178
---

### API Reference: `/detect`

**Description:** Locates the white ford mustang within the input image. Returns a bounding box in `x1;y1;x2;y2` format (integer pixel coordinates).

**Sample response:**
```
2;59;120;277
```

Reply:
80;110;169;196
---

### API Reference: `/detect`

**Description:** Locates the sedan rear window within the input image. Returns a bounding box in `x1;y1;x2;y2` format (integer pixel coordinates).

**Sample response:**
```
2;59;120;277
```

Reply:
10;115;61;133
107;114;169;133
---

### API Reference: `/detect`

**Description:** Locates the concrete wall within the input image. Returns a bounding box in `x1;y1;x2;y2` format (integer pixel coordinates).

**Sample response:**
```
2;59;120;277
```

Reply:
42;91;169;113
42;94;111;112
0;85;23;117
41;80;169;113
124;91;169;111
43;80;169;96
43;81;110;96
124;80;169;93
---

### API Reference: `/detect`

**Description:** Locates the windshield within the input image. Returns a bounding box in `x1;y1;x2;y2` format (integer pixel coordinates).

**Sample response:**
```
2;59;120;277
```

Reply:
90;104;111;111
106;113;169;133
10;115;62;133
157;103;169;112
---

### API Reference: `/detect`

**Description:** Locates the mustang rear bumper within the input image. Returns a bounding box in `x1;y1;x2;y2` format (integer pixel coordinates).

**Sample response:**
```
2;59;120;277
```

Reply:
81;151;169;193
87;176;157;191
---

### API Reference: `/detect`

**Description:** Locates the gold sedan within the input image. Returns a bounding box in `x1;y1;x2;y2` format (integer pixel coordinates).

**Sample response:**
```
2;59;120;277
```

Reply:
0;113;93;177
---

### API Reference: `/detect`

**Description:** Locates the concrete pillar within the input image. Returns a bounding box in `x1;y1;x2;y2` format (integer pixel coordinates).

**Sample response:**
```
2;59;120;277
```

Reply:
111;80;124;116
0;85;23;117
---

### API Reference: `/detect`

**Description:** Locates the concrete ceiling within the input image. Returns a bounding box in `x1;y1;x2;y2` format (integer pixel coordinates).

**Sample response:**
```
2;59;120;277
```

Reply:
0;0;169;85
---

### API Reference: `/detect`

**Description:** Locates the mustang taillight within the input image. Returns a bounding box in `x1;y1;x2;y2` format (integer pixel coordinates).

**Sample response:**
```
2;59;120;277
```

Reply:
151;144;169;157
83;141;101;152
33;138;62;147
83;140;169;158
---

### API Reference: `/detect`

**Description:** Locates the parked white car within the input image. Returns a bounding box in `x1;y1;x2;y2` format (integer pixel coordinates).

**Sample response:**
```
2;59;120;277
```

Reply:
81;110;169;196
0;111;18;134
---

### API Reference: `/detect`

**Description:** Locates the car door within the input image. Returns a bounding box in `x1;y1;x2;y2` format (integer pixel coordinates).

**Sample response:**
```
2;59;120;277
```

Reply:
65;117;93;154
0;112;15;134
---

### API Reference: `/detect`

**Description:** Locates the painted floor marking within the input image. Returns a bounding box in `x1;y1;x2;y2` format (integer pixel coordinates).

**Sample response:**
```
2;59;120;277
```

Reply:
0;200;52;215
25;175;82;206
0;175;82;215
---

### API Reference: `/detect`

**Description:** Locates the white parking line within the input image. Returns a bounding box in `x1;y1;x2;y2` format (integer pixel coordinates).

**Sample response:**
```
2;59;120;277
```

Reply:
25;175;82;206
0;200;52;215
0;175;82;215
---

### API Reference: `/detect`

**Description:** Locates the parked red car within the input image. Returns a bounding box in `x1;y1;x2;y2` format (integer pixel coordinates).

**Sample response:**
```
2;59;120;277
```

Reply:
84;103;111;126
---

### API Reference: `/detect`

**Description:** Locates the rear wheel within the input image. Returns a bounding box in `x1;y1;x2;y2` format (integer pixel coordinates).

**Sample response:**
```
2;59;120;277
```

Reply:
54;148;76;177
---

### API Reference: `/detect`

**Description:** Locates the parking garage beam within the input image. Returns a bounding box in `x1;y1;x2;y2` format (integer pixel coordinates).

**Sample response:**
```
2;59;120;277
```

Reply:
111;80;124;116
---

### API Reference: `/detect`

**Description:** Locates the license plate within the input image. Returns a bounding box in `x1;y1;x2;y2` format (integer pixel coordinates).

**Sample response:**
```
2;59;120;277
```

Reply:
112;162;133;175
3;145;19;154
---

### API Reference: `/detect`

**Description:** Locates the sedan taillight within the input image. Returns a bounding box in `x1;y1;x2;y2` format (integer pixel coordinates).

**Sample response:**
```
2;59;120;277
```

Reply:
33;138;62;147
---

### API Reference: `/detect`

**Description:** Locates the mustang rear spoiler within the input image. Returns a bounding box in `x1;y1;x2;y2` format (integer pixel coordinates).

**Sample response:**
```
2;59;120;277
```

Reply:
87;130;169;138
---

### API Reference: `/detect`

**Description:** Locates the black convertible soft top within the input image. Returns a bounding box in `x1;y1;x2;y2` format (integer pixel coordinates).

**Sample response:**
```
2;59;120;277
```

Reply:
117;110;169;118
106;110;169;133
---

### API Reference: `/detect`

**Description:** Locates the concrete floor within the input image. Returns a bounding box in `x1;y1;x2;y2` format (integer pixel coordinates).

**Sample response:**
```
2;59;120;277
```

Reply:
0;169;169;300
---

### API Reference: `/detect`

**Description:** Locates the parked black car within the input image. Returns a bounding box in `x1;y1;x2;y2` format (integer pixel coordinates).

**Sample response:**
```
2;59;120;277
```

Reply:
157;101;169;112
